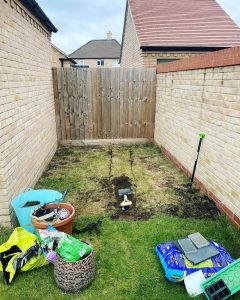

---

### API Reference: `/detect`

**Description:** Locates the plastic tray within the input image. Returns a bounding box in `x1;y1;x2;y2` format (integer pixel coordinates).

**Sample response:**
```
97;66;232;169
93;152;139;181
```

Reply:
205;279;231;300
201;258;240;300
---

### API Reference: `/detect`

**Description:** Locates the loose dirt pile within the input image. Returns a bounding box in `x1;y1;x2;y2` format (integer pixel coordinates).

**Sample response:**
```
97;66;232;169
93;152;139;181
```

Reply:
162;184;219;219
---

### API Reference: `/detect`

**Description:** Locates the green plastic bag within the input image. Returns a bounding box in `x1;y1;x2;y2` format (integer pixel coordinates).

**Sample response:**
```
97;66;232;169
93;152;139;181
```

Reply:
57;235;92;262
36;226;66;250
0;227;48;284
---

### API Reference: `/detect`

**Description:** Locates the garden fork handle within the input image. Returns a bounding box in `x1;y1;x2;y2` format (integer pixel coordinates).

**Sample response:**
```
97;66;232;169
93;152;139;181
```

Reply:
191;133;206;186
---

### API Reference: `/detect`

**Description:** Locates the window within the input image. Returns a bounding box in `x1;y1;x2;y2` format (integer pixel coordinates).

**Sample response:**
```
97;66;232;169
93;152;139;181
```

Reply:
112;59;120;67
76;59;85;66
157;58;179;65
97;59;104;66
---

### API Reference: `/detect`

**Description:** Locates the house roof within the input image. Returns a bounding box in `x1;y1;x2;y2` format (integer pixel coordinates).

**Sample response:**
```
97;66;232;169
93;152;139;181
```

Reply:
69;39;121;59
128;0;240;48
19;0;57;33
51;44;77;64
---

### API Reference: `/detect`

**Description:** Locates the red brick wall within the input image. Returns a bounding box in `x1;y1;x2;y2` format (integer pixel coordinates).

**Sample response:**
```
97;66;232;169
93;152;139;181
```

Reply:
157;46;240;74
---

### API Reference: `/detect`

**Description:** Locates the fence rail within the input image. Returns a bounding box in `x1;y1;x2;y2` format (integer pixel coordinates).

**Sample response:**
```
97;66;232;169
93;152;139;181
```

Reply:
52;67;156;141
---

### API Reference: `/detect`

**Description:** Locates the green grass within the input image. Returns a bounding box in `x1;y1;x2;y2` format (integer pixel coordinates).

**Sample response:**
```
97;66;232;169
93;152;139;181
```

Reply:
1;144;240;299
0;215;239;300
34;144;208;218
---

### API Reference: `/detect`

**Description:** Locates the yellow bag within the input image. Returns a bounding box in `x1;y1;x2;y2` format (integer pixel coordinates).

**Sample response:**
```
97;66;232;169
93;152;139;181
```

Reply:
0;227;48;284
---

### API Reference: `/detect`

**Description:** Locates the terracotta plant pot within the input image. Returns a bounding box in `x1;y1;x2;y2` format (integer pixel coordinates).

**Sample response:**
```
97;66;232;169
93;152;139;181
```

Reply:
54;249;95;292
31;203;75;234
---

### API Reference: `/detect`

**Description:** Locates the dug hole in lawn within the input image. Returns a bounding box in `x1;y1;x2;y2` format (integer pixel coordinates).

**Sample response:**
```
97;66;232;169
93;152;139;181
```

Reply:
1;145;240;298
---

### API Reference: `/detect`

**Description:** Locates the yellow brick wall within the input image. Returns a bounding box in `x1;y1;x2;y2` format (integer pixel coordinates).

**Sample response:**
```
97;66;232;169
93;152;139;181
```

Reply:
0;0;57;226
120;4;143;68
142;51;205;68
52;46;71;68
75;58;119;68
155;65;240;219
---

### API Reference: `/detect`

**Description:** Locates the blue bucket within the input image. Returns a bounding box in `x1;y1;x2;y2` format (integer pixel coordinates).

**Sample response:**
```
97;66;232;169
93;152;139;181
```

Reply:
11;189;65;233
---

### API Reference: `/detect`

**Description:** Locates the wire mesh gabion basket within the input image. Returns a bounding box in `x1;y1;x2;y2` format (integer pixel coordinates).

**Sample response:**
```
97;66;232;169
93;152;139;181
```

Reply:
54;249;95;292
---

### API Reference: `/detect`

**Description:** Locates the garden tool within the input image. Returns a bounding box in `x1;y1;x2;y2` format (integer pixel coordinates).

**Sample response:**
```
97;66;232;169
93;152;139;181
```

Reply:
62;189;69;200
118;188;133;211
118;188;132;197
120;195;133;211
31;207;55;222
191;132;206;187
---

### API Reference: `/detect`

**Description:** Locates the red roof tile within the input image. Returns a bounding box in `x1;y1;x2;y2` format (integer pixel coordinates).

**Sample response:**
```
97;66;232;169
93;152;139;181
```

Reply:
129;0;240;47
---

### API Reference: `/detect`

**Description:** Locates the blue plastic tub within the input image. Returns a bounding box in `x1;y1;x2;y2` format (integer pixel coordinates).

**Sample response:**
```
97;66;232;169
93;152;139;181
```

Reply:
11;189;66;233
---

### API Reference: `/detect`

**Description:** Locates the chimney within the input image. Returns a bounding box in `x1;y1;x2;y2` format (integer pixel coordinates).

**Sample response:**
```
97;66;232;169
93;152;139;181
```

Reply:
107;31;112;40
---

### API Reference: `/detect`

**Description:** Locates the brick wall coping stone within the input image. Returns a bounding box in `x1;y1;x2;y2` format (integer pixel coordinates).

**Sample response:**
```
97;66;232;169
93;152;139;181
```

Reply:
157;46;240;74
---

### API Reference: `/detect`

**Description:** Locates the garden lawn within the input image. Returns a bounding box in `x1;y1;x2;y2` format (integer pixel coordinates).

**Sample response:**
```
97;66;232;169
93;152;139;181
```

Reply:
34;144;219;220
1;144;240;300
0;215;240;300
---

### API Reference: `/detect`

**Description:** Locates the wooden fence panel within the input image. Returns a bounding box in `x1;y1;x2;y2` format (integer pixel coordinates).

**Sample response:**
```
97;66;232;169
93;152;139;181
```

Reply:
52;68;156;141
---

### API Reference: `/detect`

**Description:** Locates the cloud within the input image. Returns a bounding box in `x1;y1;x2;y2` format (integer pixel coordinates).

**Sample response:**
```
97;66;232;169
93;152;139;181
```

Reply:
37;0;126;54
37;0;240;55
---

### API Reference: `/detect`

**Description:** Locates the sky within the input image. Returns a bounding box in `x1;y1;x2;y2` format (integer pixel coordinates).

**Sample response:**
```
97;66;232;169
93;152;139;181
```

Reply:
37;0;240;56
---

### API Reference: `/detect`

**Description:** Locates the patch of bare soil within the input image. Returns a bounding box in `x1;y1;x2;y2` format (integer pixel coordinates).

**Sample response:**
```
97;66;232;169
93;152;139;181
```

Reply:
99;178;114;194
162;184;220;219
111;175;136;209
146;162;162;172
111;176;132;195
37;145;220;221
155;175;176;188
109;175;153;221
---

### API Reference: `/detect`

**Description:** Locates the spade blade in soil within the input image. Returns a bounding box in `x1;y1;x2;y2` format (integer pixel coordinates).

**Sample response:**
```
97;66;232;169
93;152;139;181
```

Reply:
118;188;132;197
